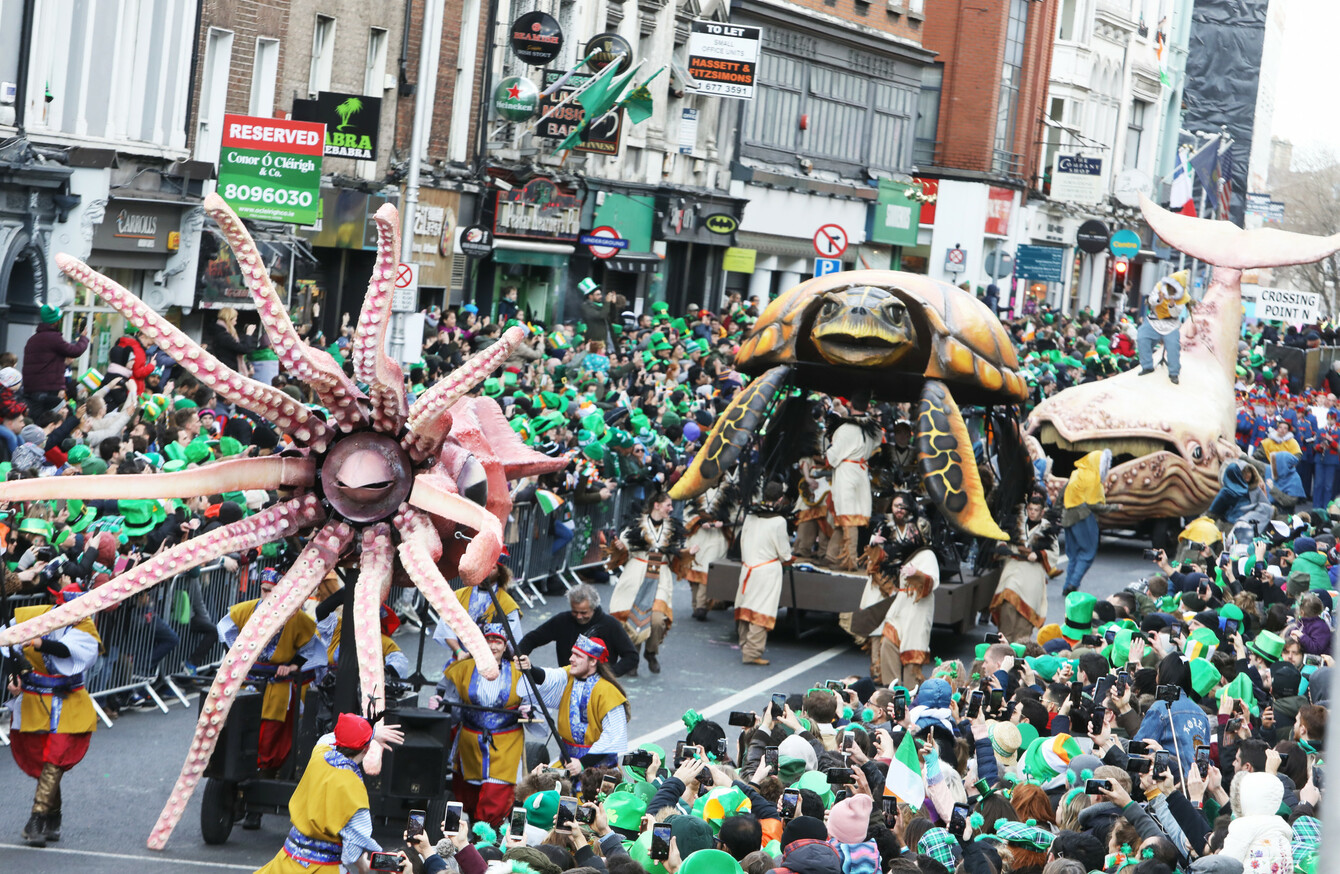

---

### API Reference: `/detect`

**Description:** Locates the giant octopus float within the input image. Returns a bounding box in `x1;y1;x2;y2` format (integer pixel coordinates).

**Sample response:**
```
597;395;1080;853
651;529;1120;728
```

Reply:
0;195;565;849
1026;196;1340;530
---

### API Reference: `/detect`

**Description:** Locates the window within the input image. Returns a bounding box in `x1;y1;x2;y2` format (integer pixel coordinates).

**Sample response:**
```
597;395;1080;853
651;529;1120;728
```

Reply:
195;28;234;164
309;14;336;96
993;0;1028;175
1057;0;1080;41
907;0;925;12
364;27;388;95
1042;97;1065;192
914;63;942;166
1124;100;1147;171
250;38;279;116
743;53;803;152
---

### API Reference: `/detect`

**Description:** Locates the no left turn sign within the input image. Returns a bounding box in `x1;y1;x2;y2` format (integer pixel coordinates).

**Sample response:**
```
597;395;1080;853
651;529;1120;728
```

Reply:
813;224;848;257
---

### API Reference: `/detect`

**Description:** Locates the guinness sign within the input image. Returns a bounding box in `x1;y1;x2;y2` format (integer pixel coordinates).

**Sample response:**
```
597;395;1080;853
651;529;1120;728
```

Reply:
585;32;633;74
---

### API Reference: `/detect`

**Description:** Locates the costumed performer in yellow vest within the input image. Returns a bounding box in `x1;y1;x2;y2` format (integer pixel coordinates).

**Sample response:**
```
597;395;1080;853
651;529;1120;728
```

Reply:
1137;269;1191;384
3;583;101;847
255;712;404;874
218;567;327;784
432;558;523;661
433;622;535;827
315;588;411;684
518;634;629;772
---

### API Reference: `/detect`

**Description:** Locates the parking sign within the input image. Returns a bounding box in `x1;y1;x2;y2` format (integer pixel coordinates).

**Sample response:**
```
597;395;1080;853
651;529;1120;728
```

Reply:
814;258;842;277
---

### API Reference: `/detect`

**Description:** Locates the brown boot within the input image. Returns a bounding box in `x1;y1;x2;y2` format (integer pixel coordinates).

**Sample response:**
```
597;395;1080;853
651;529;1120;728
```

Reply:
23;763;62;847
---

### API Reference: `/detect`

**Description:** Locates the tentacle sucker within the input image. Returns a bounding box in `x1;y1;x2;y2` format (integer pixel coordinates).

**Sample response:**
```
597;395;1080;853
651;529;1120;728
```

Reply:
352;205;409;434
354;523;395;775
147;520;354;850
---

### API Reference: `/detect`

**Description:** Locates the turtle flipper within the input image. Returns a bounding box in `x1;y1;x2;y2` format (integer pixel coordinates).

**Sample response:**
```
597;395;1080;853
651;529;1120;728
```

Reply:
917;379;1009;540
669;365;791;500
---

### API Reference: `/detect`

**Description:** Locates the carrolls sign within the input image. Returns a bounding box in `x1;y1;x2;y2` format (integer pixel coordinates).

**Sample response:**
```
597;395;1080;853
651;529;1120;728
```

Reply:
92;198;182;254
494;178;581;241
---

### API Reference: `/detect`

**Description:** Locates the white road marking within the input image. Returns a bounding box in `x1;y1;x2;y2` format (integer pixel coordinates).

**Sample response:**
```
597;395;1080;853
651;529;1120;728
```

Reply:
0;843;258;870
627;643;851;747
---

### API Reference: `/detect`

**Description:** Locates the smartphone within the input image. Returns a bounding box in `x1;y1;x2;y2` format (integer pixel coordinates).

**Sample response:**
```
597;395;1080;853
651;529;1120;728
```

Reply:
407;809;427;838
967;690;984;719
1090;705;1107;734
600;775;618;796
510;807;528;835
557;796;578;828
576;803;596;825
674;740;686;766
1153;750;1175;777
989;689;1004;712
1128;755;1153;775
1143;548;1160;561
1070;681;1084;709
1195;746;1211;778
1127;739;1149;756
826;680;845;693
651;823;673;861
771;693;788;717
1085;778;1113;794
765;746;779;769
1093;676;1114;704
983;632;1004;644
1304;654;1323;667
728;710;754;727
893;690;907;722
1279;752;1291;769
1117;671;1131;697
948;802;971;839
826;767;855;785
780;788;801;819
881;796;898;825
369;852;404;872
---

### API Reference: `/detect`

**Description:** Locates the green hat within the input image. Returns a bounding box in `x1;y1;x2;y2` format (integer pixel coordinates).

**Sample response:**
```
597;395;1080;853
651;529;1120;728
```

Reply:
690;338;710;355
651;335;673;352
18;517;54;541
539;391;569;413
668;813;716;856
80;457;108;476
173;397;199;411
162;459;188;473
1219;603;1244;623
616;780;657;804
216;436;243;458
630;831;670;874
607;428;634;450
1010;643;1026;657
582;442;607;463
141;451;164;469
67;444;92;465
679;849;742;874
1218;673;1260;716
992;819;1056;852
1183;627;1220;661
1061;591;1097;641
1015;719;1040;752
1025;655;1064;682
503;371;519;388
1104;627;1136;667
1248;629;1285;663
691;787;751;833
604;790;647;834
67;503;97;534
794;770;835;809
1020;734;1081;788
662;411;682;429
184;439;213;465
651;301;669;314
532;410;566;435
669;317;689;338
1188;657;1222;697
118;499;166;536
482;377;503;397
39;304;61;324
523;789;560;829
579;277;601;297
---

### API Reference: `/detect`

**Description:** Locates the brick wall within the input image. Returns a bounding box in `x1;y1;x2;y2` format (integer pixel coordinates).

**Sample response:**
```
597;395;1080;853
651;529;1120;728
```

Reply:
782;0;924;43
187;0;292;156
392;0;490;166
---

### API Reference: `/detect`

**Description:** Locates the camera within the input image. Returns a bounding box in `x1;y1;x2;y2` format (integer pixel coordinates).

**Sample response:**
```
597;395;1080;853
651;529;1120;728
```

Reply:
1085;779;1113;794
1143;548;1161;561
826;767;855;785
1155;684;1181;704
623;749;654;769
1188;541;1206;553
369;852;403;872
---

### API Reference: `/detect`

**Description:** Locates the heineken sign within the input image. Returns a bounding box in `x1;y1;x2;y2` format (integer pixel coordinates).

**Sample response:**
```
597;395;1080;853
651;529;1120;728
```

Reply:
218;114;324;225
494;76;540;122
291;92;382;161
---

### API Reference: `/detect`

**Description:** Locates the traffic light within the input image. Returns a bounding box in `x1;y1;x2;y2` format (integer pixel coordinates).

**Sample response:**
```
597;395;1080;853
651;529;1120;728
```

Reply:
1114;256;1129;277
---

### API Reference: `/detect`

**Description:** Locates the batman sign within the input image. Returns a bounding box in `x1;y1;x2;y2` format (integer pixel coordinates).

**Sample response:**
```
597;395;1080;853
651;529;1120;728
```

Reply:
703;213;738;235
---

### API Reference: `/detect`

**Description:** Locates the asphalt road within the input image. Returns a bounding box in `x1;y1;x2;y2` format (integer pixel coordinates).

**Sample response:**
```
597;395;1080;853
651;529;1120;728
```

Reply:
0;539;1151;873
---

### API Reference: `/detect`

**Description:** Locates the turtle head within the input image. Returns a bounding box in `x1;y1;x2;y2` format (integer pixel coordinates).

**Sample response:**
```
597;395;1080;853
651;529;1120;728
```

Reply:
810;286;915;368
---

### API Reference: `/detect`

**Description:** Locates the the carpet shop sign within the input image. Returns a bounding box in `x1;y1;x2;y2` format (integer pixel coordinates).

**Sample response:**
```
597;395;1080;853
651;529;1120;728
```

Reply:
291;92;382;161
217;114;324;225
494;178;581;241
538;70;623;155
510;11;563;65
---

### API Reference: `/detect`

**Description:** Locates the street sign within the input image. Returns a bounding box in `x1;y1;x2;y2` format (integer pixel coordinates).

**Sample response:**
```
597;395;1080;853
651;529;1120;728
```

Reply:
984;250;1013;279
1076;220;1110;254
813;258;842;277
945;246;966;274
687;21;761;100
1015;245;1066;283
218;114;324;225
1109;229;1141;258
392;262;419;313
580;226;628;259
1257;287;1318;325
813;224;848;257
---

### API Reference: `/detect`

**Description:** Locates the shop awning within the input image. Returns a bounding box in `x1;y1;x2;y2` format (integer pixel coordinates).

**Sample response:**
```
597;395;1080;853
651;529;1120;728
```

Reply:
735;231;857;263
493;237;575;268
604;252;664;274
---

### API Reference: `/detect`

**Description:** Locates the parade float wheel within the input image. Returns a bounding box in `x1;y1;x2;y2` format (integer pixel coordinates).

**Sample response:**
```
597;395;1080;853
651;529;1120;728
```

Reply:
200;777;238;845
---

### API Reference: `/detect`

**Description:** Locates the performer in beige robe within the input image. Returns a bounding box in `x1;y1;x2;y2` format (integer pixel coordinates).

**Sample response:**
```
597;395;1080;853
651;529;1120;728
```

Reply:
990;493;1061;643
608;492;690;675
733;483;793;665
793;457;832;559
682;480;737;621
879;546;939;689
823;399;882;571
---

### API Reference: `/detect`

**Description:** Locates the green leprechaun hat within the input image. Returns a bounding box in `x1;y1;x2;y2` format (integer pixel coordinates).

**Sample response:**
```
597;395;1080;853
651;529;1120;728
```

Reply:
1061;591;1097;642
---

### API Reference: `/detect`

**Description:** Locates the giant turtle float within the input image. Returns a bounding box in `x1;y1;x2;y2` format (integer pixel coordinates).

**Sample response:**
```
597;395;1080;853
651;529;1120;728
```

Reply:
671;270;1029;540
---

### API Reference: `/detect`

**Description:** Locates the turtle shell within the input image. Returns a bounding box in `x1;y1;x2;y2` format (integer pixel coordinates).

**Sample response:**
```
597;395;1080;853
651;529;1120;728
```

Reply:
735;270;1027;406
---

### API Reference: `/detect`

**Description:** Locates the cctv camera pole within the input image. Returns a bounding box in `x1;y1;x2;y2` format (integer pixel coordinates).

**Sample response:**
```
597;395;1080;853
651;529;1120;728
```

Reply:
395;0;446;362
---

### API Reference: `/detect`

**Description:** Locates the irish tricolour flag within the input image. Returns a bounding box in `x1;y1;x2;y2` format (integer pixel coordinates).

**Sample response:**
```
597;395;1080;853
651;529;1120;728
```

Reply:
883;732;925;809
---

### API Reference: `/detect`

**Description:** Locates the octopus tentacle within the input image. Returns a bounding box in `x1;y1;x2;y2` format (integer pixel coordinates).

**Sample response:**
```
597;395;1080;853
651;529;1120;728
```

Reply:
403;326;530;461
0;495;324;648
352;205;409;434
471;398;572;481
147;520;354;850
0;457;314;503
406;472;504;585
395;507;499;679
446;399;511;523
54;254;332;451
203;193;368;432
354;523;395;775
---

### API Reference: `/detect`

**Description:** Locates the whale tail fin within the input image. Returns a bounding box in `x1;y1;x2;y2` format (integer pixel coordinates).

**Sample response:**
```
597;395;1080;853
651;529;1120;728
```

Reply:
1140;195;1340;270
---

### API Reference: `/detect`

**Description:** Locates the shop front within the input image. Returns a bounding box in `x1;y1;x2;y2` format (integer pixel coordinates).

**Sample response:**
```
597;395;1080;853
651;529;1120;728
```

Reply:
573;187;659;313
0;153;72;352
405;187;469;310
479;177;580;325
734;183;871;303
656;191;746;313
295;185;396;341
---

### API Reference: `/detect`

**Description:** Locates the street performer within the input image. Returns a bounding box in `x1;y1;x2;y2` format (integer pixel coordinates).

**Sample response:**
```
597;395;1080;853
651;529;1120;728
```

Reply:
433;623;529;827
793;456;831;559
434;558;523;660
608;492;692;674
3;583;101;847
681;477;738;622
989;492;1061;643
520;635;628;771
866;496;938;688
733;482;793;666
315;590;411;685
218;566;327;828
255;712;403;874
823;395;882;572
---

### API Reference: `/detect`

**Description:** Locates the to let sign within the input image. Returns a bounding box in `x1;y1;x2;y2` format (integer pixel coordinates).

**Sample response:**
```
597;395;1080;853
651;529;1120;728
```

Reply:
687;21;761;100
218;114;324;225
1257;287;1318;325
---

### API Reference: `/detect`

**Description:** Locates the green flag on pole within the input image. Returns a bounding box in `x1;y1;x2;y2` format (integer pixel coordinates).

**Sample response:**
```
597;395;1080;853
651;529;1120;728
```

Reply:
579;62;640;121
575;57;627;117
617;67;664;125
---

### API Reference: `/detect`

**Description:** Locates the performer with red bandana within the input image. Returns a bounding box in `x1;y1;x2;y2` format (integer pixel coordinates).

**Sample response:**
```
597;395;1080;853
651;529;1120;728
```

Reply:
3;584;101;847
256;712;404;874
519;634;629;772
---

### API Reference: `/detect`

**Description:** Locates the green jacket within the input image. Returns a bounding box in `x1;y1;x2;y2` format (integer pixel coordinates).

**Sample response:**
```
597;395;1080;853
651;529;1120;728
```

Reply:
1292;551;1330;591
